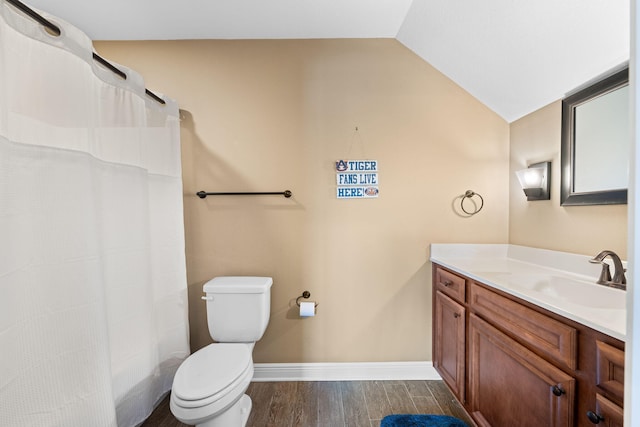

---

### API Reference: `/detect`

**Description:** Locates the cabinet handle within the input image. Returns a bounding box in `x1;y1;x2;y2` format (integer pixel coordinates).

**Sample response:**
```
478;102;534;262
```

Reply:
586;411;604;424
442;280;453;287
551;385;565;396
453;313;461;318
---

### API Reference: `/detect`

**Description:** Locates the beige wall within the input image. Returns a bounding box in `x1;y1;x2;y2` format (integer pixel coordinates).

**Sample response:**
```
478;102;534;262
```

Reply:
95;39;509;363
509;101;628;258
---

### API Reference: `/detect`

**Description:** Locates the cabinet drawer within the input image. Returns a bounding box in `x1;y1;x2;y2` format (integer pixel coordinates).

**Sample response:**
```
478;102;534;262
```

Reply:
596;341;625;404
592;394;623;427
469;283;577;370
434;267;466;303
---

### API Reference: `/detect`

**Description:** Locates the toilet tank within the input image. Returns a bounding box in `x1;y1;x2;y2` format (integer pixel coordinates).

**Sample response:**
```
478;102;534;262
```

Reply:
203;276;272;343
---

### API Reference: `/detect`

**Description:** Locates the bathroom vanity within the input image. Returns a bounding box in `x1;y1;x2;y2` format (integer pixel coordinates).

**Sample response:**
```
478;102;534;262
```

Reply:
430;244;626;427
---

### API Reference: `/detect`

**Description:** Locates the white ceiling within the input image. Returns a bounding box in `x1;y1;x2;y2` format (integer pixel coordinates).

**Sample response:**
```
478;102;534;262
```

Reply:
397;0;630;122
23;0;630;122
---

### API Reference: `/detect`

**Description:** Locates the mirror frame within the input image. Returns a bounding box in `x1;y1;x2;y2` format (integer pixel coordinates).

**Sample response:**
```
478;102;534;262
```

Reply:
560;67;629;206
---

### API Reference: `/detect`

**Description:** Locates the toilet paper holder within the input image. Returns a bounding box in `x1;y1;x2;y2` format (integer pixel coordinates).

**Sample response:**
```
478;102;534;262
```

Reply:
296;291;319;308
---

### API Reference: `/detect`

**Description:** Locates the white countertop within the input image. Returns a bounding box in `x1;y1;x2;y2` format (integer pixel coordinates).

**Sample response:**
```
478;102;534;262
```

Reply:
430;244;627;341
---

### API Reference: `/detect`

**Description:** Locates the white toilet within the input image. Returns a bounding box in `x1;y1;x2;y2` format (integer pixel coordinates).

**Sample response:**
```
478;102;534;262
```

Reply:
170;276;272;427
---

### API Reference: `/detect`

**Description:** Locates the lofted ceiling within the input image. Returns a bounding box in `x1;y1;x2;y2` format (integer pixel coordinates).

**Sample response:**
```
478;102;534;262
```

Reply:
22;0;630;122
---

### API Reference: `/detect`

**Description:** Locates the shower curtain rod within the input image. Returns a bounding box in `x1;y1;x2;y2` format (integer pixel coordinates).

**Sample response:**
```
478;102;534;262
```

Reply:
5;0;166;106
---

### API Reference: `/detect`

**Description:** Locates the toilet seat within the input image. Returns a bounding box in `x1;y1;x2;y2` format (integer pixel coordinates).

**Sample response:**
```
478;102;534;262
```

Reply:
172;343;252;408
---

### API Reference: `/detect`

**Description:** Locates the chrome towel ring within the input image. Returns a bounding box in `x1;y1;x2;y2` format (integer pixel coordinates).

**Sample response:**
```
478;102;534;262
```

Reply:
461;190;484;215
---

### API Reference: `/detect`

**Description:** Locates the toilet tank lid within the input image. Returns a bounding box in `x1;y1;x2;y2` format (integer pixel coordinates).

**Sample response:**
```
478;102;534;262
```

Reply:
204;276;273;294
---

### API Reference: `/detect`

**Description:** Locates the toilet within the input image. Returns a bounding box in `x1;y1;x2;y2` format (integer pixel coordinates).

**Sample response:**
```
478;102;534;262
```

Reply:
170;276;272;427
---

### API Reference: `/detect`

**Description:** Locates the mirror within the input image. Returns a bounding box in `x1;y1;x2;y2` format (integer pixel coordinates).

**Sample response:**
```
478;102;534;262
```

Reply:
560;67;629;206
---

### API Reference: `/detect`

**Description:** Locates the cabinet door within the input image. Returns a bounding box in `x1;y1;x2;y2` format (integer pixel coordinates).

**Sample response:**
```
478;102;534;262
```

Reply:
434;291;466;402
468;314;575;427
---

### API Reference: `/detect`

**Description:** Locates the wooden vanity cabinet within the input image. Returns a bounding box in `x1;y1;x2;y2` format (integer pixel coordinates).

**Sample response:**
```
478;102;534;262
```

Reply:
431;264;625;427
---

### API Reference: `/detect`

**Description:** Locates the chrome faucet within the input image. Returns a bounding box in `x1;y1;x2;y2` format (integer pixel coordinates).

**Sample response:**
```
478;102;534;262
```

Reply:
589;250;626;290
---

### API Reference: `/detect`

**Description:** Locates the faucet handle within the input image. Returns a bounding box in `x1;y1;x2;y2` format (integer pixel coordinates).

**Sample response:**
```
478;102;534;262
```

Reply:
600;264;612;284
589;260;612;284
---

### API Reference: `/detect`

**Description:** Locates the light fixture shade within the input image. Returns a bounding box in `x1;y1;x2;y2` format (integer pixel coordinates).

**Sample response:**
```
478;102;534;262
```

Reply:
516;168;544;189
515;161;551;201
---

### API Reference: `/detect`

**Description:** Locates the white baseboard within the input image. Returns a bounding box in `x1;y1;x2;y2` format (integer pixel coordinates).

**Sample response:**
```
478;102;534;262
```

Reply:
252;361;441;382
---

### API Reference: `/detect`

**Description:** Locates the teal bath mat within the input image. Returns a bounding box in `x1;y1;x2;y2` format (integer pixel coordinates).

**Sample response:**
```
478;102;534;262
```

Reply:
381;414;469;427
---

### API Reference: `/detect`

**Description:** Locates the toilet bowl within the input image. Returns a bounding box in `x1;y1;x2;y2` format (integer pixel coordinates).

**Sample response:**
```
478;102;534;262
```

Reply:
170;343;254;427
170;276;272;427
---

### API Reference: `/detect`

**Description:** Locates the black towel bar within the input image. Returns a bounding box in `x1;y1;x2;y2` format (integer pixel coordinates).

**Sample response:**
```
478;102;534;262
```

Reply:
196;190;292;199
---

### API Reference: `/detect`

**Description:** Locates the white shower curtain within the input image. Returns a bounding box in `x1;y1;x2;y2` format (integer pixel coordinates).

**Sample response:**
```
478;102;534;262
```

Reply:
0;2;190;426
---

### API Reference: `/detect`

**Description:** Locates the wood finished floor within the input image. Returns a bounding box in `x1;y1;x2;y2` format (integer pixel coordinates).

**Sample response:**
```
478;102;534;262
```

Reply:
142;380;474;427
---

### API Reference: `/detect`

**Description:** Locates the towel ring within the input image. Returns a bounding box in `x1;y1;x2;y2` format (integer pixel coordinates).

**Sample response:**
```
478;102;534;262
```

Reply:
461;190;484;215
296;291;319;308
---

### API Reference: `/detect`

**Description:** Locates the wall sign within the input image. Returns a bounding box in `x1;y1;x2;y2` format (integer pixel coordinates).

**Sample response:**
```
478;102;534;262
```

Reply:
335;160;379;199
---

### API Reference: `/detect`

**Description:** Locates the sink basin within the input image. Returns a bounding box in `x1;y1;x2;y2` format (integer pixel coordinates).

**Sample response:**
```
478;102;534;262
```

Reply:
485;273;626;310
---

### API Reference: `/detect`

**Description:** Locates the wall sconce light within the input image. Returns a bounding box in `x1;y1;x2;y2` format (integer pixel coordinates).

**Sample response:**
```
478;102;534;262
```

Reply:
515;161;551;201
